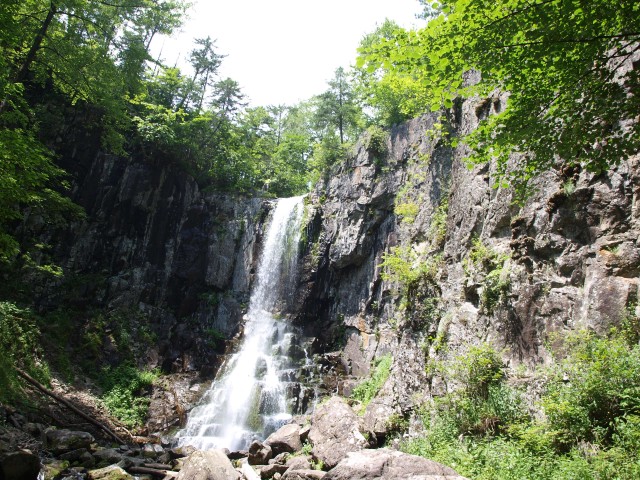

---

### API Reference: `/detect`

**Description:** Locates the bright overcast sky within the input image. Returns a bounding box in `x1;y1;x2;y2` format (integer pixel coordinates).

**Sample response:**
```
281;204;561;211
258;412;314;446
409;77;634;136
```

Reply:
152;0;424;107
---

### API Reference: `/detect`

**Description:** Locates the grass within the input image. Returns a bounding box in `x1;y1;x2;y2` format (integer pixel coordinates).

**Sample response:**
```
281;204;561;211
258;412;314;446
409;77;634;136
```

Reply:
401;331;640;479
352;354;393;412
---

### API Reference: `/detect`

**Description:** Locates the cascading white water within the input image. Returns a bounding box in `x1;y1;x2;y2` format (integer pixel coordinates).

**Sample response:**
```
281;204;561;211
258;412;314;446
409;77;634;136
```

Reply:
177;196;306;451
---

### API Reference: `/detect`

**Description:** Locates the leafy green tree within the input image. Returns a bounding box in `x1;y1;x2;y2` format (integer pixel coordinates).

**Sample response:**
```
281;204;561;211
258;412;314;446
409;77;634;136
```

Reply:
176;36;225;111
314;67;363;144
0;0;187;262
358;0;640;193
355;20;427;126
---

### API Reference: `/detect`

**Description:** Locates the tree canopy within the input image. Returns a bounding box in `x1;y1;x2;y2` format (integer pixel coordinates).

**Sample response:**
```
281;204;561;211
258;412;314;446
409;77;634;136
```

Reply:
357;0;640;192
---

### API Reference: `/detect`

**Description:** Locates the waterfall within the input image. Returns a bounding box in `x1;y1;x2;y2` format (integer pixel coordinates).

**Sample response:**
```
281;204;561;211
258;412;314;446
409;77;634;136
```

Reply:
177;196;306;451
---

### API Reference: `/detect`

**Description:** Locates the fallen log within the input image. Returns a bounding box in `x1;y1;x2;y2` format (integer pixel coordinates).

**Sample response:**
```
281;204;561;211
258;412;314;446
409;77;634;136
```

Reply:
16;368;127;445
128;466;178;477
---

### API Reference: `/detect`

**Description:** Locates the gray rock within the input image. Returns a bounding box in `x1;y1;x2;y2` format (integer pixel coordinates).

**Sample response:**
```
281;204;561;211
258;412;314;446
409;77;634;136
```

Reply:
298;425;311;444
281;470;326;480
308;397;368;469
265;424;302;455
324;448;468;479
87;464;133;480
248;440;273;466
92;448;123;465
0;450;41;480
45;429;94;454
268;453;290;465
59;448;89;462
285;455;312;471
176;449;240;480
170;445;196;459
79;451;96;469
141;443;163;458
256;463;289;479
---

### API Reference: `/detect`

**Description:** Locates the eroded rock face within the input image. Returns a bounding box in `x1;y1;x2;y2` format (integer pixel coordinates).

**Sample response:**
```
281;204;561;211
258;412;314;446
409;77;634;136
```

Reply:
176;449;240;480
291;91;640;432
324;448;468;480
308;397;369;469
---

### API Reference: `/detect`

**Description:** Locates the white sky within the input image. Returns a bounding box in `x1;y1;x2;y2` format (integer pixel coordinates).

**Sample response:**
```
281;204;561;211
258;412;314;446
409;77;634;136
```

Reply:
151;0;424;107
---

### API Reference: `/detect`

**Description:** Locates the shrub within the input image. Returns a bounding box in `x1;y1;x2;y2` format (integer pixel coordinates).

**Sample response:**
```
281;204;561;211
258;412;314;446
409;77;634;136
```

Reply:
352;354;393;411
403;332;640;479
99;363;158;428
542;331;640;450
0;302;50;402
465;237;510;313
363;125;389;158
428;197;449;248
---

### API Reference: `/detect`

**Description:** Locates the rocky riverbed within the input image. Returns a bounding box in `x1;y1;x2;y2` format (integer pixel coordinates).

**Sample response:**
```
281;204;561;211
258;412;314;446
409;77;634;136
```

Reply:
1;396;467;480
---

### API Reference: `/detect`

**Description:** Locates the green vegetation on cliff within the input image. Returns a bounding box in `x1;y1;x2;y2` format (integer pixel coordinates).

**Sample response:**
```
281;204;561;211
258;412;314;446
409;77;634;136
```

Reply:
402;329;640;480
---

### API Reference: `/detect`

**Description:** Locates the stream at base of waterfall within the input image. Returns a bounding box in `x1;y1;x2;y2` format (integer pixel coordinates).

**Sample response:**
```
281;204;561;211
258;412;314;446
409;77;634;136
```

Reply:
176;196;316;451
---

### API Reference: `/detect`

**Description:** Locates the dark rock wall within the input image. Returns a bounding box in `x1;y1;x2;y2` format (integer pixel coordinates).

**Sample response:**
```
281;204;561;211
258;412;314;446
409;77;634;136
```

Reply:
33;147;269;374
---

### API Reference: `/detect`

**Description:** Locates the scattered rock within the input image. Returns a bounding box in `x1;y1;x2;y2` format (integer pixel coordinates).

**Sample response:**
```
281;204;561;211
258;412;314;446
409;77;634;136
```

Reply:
285;455;312;471
281;470;326;480
298;425;311;444
58;448;89;462
170;446;196;459
256;464;289;479
227;450;248;461
176;449;240;480
92;448;123;465
248;441;272;466
308;397;369;469
45;429;94;454
323;448;468;479
268;453;290;465
141;444;163;459
87;464;133;480
265;424;302;455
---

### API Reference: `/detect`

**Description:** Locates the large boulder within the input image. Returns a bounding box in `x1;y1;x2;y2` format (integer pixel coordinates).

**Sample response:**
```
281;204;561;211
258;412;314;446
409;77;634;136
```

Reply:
324;449;468;479
308;397;369;469
265;424;303;455
45;429;94;454
248;440;273;466
176;449;240;480
0;450;41;480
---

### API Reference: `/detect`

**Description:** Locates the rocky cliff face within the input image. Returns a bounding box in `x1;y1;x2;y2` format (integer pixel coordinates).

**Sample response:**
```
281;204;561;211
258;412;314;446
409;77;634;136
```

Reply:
29;146;271;375
294;91;639;432
22;91;638;438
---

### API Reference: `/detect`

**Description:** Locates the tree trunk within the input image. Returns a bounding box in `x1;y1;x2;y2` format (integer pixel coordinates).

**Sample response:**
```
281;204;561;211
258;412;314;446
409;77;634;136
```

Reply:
0;2;57;113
